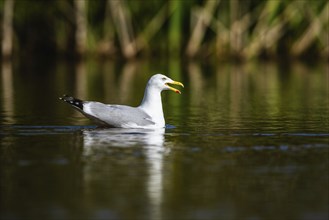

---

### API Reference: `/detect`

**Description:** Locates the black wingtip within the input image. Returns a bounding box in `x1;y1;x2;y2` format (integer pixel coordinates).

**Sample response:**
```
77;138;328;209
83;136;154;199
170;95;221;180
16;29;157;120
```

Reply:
59;95;84;110
59;94;68;100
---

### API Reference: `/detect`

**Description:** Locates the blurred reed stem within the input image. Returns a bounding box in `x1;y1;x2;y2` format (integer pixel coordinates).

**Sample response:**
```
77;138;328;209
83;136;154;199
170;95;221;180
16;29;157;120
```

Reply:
0;0;327;60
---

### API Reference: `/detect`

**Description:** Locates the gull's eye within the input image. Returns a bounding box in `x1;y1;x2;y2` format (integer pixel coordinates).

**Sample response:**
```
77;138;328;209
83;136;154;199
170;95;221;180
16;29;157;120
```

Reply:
162;77;167;81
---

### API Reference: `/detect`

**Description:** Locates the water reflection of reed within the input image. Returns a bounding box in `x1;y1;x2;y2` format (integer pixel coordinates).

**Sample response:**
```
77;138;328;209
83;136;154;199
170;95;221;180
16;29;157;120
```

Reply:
1;60;14;124
73;60;142;102
188;61;327;131
62;60;328;132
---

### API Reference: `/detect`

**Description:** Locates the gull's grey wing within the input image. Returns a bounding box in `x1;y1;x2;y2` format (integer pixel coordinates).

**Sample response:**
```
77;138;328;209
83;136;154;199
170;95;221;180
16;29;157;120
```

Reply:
82;102;155;127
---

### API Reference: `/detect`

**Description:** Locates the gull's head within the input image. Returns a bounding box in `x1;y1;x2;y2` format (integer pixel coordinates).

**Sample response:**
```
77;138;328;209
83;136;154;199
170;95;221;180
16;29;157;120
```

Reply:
148;74;184;94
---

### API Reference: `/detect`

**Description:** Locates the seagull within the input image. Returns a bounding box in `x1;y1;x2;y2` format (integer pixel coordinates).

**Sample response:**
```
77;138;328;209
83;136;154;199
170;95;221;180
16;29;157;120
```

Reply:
59;74;184;129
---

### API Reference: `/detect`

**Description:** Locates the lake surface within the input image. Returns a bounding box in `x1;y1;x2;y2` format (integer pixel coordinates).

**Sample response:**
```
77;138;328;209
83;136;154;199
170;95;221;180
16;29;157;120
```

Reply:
0;59;328;220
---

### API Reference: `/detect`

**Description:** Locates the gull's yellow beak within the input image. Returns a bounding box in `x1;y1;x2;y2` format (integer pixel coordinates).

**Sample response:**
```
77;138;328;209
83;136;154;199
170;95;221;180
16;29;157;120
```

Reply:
166;81;184;94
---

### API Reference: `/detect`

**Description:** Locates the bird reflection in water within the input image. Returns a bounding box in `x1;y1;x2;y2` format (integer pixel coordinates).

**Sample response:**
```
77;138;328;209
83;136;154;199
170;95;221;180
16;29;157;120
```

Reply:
82;127;167;220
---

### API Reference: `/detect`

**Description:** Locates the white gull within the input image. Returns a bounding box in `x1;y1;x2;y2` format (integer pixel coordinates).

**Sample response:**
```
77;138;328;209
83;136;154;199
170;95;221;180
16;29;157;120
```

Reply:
59;74;184;128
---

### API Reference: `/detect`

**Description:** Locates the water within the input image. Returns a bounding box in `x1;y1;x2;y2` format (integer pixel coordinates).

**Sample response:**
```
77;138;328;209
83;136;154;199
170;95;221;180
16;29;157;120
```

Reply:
0;59;328;220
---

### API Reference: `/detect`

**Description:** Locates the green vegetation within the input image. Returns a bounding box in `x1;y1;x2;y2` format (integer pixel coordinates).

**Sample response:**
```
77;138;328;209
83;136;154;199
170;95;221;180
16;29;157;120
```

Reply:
0;0;328;60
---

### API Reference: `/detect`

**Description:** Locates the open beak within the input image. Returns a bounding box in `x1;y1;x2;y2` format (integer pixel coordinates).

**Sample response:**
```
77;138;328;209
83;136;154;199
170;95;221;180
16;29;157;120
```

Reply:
166;81;184;94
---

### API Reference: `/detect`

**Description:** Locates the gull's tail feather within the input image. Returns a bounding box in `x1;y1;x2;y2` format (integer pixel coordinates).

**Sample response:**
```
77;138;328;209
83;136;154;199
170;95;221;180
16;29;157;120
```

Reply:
59;95;84;110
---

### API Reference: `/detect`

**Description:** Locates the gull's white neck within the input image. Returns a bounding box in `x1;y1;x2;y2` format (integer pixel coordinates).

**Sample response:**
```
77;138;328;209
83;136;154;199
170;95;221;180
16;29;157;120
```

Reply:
138;86;165;127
